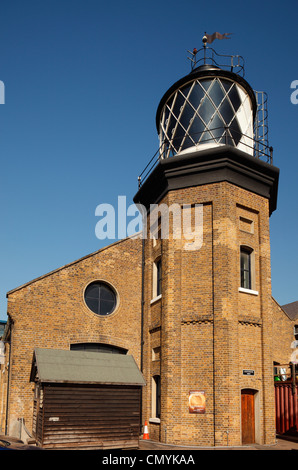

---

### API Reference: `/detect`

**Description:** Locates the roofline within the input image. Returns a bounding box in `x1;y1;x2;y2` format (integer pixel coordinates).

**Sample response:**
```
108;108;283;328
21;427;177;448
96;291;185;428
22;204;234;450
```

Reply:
6;232;142;297
32;379;144;386
30;348;146;386
281;300;298;310
271;296;295;321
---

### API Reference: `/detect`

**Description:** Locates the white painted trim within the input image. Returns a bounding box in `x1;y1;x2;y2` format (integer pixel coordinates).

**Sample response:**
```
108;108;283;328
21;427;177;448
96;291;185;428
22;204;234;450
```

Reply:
149;418;160;424
150;294;162;305
238;287;259;296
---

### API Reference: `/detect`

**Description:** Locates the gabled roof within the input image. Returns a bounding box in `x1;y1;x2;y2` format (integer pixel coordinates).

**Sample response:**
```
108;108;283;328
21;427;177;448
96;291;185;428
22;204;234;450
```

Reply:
7;232;141;296
281;301;298;321
30;348;145;386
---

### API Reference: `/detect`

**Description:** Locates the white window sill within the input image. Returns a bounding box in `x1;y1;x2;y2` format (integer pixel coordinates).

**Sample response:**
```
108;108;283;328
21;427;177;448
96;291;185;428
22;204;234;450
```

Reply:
150;294;162;305
238;287;259;296
149;418;160;424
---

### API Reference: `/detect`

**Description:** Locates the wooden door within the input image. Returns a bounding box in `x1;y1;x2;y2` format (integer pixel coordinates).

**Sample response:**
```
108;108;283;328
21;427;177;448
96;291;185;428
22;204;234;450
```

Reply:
241;389;255;444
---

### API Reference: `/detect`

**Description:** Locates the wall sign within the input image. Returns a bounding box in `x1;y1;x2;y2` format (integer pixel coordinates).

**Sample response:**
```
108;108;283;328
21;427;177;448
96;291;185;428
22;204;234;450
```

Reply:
189;391;205;414
243;369;255;376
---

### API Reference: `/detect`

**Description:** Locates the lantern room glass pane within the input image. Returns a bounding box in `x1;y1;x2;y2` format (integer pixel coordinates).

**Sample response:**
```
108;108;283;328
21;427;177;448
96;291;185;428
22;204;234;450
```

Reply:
172;123;186;151
228;84;241;112
199;78;213;91
220;79;233;93
180;84;192;99
209;113;225;140
229;117;242;146
182;135;196;150
188;115;205;143
188;82;205;108
179;102;195;131
172;91;186;118
208;79;225;107
218;97;235;125
199;95;215;122
200;130;213;144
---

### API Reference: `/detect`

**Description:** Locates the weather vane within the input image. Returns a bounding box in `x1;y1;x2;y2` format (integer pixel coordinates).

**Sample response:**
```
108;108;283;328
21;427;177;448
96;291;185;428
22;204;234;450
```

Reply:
188;31;233;69
202;31;232;46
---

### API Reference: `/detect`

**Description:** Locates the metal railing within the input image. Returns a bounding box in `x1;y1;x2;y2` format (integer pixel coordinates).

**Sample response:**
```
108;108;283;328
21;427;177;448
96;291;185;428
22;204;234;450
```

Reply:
187;46;245;76
137;128;273;189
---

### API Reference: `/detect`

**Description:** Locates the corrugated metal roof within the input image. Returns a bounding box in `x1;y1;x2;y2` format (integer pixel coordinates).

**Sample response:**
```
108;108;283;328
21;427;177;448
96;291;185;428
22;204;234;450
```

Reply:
31;348;145;386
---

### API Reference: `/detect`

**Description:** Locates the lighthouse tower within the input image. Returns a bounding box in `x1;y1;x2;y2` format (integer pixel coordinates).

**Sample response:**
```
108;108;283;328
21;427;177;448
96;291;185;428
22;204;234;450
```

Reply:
134;39;279;447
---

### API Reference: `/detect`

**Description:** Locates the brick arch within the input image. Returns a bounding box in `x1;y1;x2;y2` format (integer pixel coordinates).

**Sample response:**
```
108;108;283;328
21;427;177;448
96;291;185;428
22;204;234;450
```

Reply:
69;334;132;353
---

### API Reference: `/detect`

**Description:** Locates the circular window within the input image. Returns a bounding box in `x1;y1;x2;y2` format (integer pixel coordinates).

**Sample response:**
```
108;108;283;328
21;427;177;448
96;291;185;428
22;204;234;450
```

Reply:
84;282;117;316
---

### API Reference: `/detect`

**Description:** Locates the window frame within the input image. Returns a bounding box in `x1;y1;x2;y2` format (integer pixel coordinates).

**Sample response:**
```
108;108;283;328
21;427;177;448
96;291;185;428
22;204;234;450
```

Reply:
84;281;118;316
151;257;162;303
156;258;162;297
240;246;252;290
239;246;258;295
151;375;161;422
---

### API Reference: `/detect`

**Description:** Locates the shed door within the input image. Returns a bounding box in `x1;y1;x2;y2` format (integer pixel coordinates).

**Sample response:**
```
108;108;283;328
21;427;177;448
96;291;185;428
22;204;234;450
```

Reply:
241;389;255;444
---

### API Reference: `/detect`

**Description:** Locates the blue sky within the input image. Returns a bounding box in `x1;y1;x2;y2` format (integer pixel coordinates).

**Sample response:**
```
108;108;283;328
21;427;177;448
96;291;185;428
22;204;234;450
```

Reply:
0;0;297;320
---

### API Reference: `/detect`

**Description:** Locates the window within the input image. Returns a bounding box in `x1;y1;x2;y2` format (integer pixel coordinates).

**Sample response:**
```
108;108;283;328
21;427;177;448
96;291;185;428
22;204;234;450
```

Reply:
151;216;161;246
156;259;162;297
84;281;117;316
159;77;254;158
152;375;161;420
152;258;162;301
70;343;127;354
240;247;252;290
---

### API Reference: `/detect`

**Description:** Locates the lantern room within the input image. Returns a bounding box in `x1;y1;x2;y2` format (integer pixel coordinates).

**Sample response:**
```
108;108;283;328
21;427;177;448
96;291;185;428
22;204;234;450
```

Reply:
155;43;270;163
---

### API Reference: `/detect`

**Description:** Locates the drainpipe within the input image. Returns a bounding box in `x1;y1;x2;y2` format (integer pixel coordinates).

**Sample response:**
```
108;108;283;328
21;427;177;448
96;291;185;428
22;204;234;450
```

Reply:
139;209;146;432
140;234;145;373
4;315;13;436
211;203;216;447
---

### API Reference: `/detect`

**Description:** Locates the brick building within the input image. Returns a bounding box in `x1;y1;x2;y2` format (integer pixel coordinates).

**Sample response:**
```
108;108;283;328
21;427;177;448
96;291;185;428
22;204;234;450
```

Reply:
0;44;297;448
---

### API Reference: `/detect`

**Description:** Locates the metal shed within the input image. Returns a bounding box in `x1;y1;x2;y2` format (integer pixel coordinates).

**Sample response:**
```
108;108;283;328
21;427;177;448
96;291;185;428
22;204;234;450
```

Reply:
30;348;145;449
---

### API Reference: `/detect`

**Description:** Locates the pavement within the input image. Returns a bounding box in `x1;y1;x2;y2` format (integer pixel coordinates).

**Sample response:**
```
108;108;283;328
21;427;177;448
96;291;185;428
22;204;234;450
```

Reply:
139;435;298;451
1;433;298;451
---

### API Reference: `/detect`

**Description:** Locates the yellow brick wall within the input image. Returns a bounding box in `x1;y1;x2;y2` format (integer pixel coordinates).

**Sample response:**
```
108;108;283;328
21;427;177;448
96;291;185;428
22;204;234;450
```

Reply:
142;181;293;446
0;235;143;437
